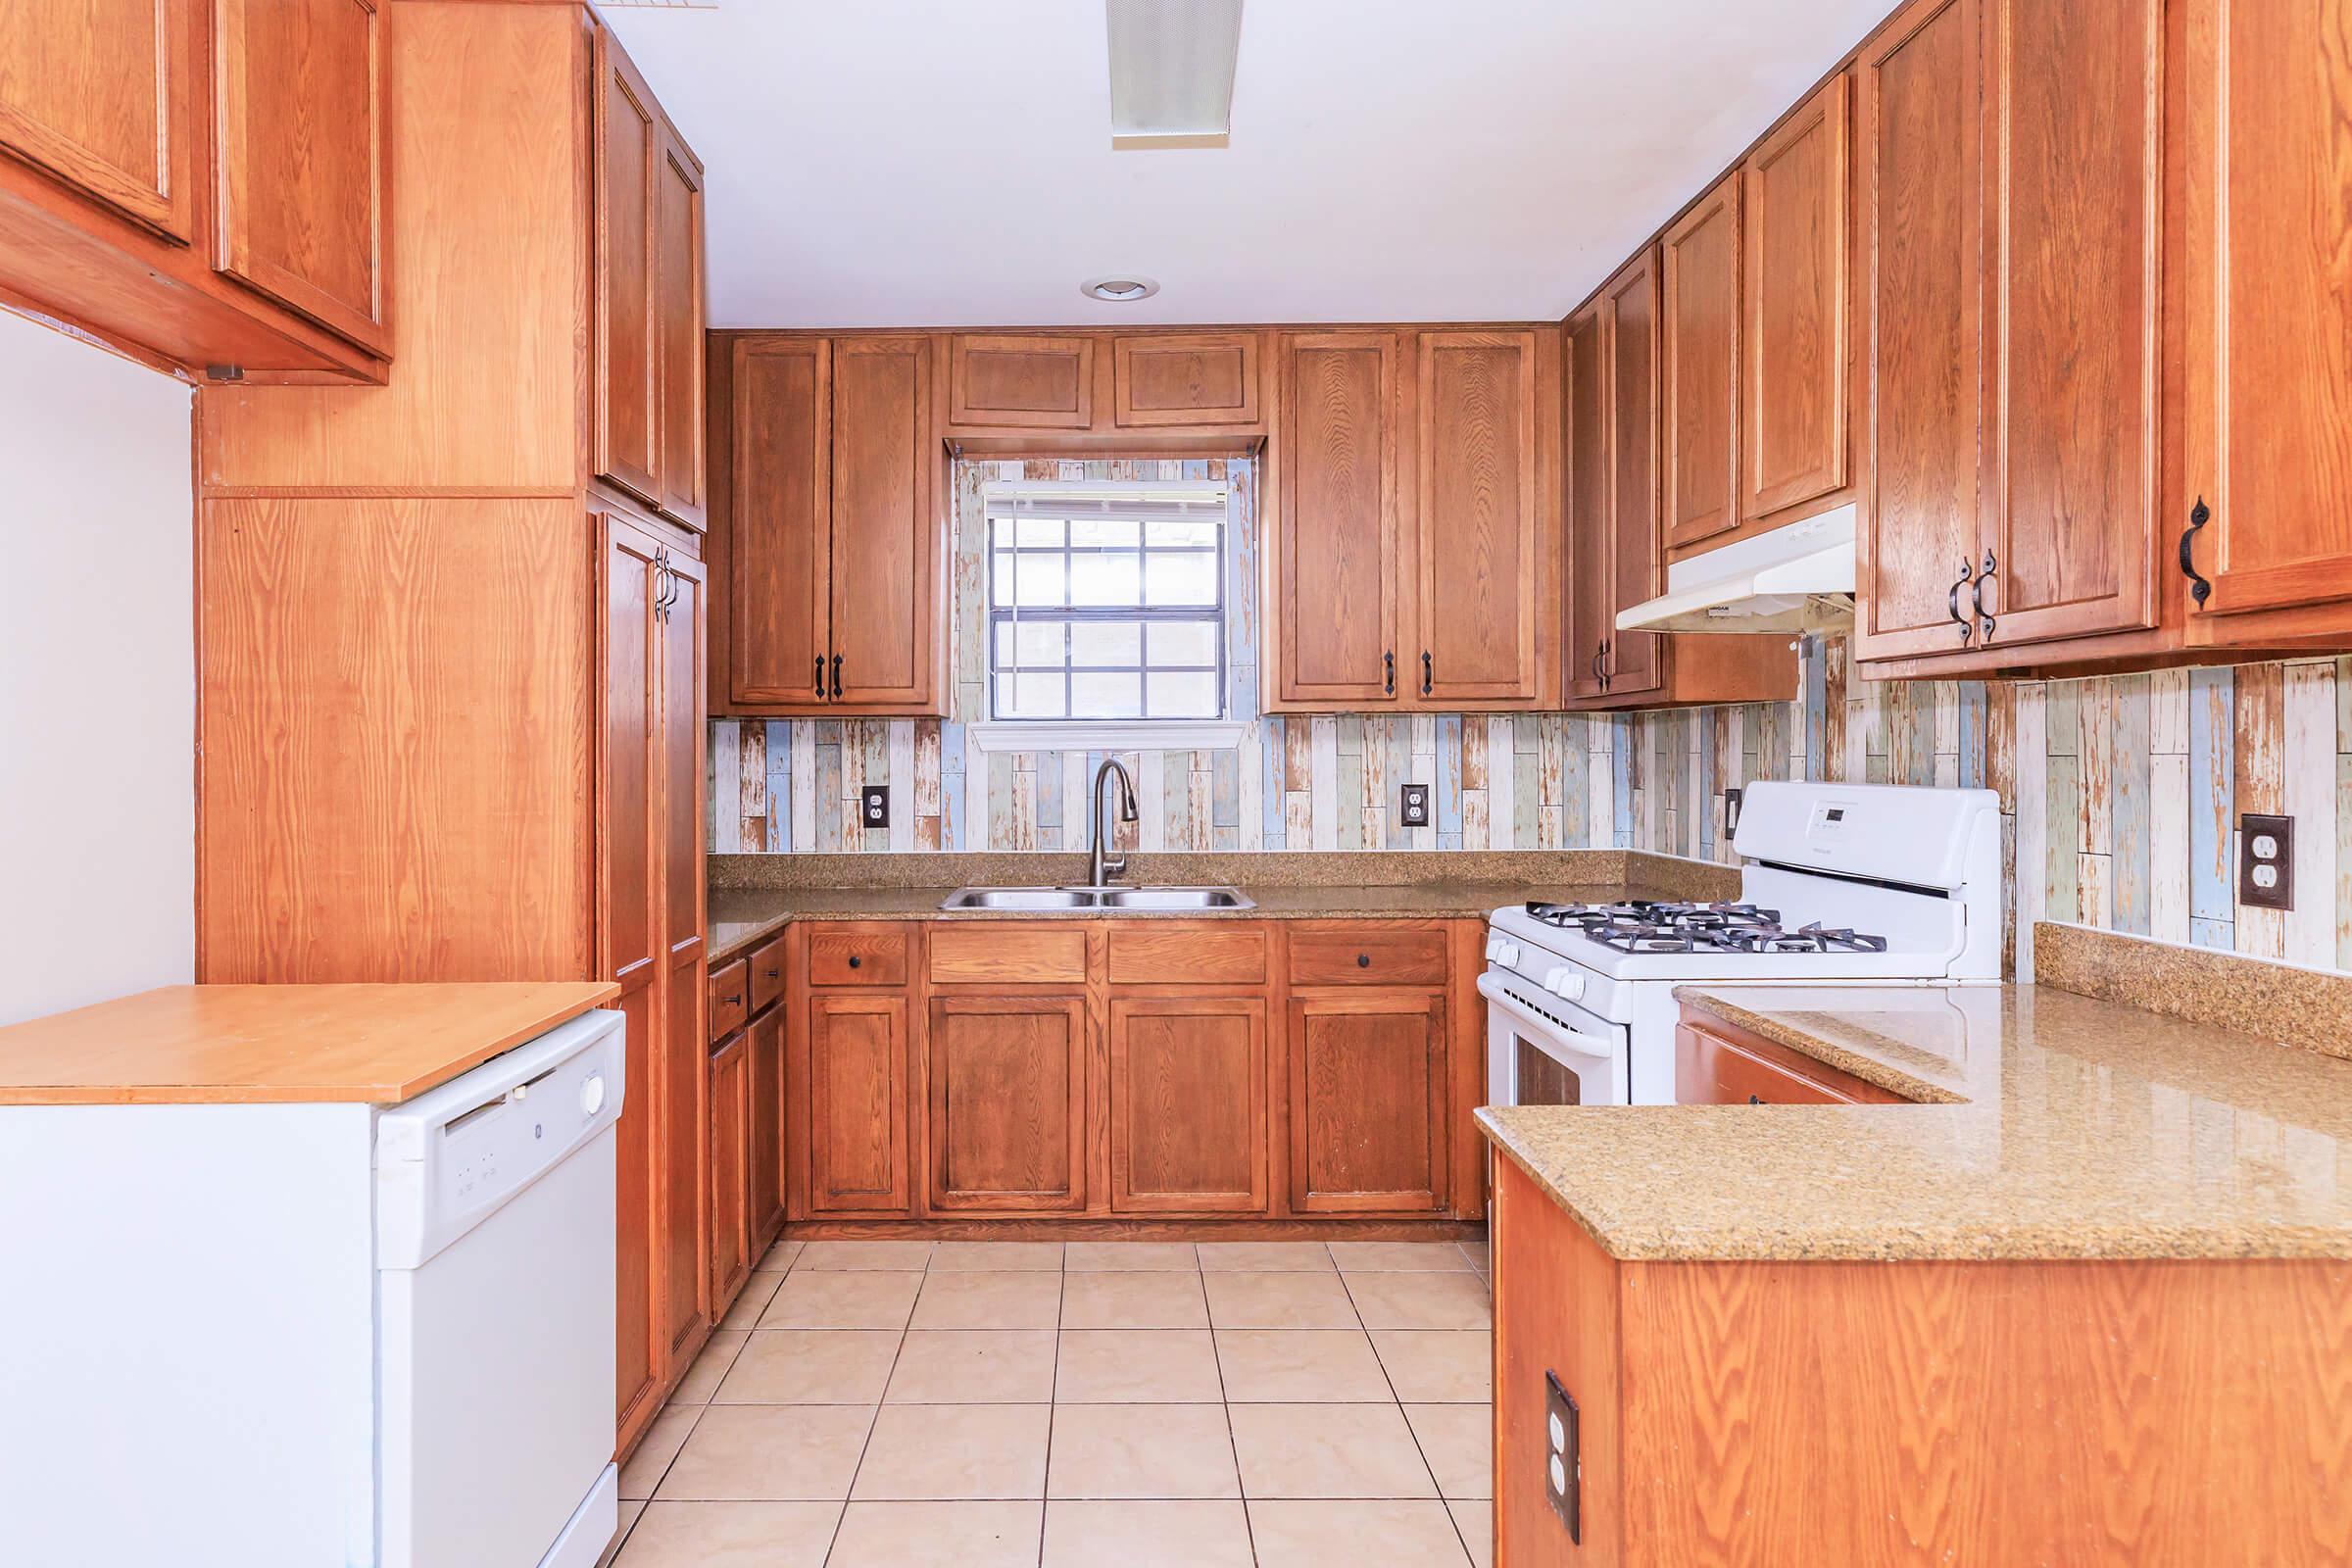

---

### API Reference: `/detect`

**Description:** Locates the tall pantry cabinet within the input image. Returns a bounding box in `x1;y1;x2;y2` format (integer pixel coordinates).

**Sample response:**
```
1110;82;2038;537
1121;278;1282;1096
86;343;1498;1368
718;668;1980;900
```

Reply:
192;3;710;1457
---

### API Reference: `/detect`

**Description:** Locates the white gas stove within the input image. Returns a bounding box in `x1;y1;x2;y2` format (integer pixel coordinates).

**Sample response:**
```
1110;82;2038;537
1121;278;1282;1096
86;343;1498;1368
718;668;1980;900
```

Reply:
1482;780;2002;1106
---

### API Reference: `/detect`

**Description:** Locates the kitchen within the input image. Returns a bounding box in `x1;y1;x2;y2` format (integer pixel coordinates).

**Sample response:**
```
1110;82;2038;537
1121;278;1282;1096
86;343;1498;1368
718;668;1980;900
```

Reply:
0;0;2348;1564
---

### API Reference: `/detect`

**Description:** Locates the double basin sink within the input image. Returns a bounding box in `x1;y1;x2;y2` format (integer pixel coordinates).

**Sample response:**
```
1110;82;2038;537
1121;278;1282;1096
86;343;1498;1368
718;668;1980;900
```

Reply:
938;885;1254;912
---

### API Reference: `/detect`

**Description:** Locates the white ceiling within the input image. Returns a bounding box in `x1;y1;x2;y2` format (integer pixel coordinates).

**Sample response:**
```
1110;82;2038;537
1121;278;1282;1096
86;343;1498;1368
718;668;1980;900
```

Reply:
602;1;1892;330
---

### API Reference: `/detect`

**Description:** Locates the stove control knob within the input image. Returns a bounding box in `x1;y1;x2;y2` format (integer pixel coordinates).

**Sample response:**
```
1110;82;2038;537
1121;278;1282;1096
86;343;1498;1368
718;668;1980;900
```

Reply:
1487;938;1523;968
1542;966;1588;1002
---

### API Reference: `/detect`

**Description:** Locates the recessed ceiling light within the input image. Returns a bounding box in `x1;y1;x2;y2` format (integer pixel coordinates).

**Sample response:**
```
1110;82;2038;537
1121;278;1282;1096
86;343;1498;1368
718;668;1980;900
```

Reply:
1082;276;1160;303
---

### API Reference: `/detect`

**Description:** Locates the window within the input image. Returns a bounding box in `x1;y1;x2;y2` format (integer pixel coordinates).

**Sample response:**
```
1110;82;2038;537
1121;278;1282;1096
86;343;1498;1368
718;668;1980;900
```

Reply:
986;483;1227;722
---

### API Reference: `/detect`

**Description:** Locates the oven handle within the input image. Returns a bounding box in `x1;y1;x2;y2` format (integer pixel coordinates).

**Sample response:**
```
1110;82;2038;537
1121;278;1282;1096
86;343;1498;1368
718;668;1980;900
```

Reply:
1477;971;1621;1065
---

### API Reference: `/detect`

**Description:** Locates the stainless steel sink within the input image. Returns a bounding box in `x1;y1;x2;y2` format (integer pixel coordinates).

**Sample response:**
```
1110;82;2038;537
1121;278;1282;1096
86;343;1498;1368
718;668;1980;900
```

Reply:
937;885;1253;912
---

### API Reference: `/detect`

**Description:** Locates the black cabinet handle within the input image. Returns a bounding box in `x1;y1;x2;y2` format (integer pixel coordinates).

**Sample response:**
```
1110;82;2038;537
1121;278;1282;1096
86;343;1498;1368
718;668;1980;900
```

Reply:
763;966;781;980
1384;651;1396;696
1356;953;1372;968
1420;651;1433;696
723;993;743;1007
2180;497;2213;606
1947;557;1975;643
1598;639;1611;693
830;654;844;700
814;655;826;700
846;954;861;970
1971;550;1998;642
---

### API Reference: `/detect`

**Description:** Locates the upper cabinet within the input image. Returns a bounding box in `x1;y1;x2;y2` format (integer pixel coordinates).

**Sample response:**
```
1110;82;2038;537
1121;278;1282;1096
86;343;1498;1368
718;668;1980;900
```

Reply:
1114;332;1261;427
1742;72;1852;527
1267;327;1556;712
941;328;1266;444
1661;173;1741;554
0;0;387;380
949;335;1094;429
594;24;706;531
717;333;948;716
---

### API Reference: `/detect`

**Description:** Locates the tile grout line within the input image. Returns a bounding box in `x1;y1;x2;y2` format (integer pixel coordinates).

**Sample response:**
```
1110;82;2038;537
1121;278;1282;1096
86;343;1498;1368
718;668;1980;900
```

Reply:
1336;1260;1475;1564
1039;1249;1065;1565
819;1251;911;1563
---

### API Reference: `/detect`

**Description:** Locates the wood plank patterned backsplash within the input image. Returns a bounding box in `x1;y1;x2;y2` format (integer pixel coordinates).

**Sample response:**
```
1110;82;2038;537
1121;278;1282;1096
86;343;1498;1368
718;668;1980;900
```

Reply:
712;458;2352;977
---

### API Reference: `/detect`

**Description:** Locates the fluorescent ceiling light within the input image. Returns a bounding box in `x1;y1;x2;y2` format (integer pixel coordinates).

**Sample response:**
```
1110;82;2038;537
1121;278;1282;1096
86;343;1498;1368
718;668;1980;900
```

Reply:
1106;0;1243;150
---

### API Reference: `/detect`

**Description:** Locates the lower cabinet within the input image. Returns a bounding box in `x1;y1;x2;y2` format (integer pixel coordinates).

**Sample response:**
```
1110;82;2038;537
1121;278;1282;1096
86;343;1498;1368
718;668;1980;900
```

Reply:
925;994;1089;1212
806;991;911;1215
1107;995;1270;1213
747;1006;785;1242
1288;989;1449;1213
707;1030;751;1305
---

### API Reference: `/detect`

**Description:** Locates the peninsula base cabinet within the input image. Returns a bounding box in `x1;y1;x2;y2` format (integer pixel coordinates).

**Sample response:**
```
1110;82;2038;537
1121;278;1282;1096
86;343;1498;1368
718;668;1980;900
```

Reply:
781;918;1489;1224
1491;1155;2352;1565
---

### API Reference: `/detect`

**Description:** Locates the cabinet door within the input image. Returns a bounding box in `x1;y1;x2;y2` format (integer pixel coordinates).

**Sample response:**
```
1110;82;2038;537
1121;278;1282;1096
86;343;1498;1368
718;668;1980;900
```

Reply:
1115;332;1260;426
594;25;662;508
655;127;708;529
1565;309;1614;702
748;1006;785;1244
951;334;1094;429
0;0;193;239
602;517;663;1439
657;550;708;1359
828;336;941;709
2181;0;2352;623
1417;330;1545;706
1854;0;1984;662
1288;991;1446;1213
212;0;387;353
1743;72;1852;523
807;993;910;1214
708;1031;750;1307
1661;176;1741;552
925;995;1088;1213
1272;331;1405;707
1602;251;1666;699
728;338;831;707
1107;996;1268;1214
1979;0;2162;650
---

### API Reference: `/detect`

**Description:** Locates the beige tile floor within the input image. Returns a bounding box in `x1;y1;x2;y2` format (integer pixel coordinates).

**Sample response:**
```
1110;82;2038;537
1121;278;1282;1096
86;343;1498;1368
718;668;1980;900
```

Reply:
609;1236;1494;1568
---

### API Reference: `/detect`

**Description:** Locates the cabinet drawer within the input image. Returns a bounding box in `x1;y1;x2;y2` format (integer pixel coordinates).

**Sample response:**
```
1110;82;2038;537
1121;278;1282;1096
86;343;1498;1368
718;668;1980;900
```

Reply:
748;934;789;1012
1675;1018;1909;1105
1286;924;1448;987
1107;922;1267;986
708;958;750;1041
807;923;910;987
929;923;1090;985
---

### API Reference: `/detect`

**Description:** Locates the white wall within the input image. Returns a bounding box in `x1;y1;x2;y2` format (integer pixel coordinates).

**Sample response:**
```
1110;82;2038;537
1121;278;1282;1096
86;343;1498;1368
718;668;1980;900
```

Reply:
0;312;194;1024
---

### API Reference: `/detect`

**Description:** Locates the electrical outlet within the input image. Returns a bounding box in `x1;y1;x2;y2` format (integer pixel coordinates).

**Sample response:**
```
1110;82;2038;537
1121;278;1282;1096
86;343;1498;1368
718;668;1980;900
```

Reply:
860;785;890;831
1399;783;1432;828
2239;812;2292;909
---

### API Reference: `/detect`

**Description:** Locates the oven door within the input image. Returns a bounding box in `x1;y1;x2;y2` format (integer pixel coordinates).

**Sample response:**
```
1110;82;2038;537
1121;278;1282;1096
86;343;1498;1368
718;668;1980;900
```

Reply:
1479;969;1631;1108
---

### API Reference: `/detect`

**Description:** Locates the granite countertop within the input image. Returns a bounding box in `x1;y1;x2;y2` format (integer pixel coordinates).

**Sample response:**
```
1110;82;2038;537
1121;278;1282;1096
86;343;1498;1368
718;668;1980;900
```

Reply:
707;878;1688;964
1479;980;2352;1264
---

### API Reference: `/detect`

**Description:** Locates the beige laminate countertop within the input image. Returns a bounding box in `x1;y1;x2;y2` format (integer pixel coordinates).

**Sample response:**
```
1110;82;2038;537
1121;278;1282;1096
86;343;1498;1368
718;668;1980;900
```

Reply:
1478;982;2352;1264
708;879;1662;965
0;982;621;1105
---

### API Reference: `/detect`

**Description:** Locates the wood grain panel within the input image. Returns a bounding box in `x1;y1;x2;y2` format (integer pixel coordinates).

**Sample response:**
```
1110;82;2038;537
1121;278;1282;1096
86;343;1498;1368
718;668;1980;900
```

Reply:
807;992;909;1213
654;125;707;527
1673;1019;1911;1105
706;1028;750;1306
828;335;941;709
1114;331;1259;426
594;22;661;507
747;1004;785;1245
1107;996;1268;1213
0;0;192;238
612;974;661;1440
951;334;1094;428
925;994;1088;1212
1661;175;1741;551
727;336;829;706
1287;990;1446;1213
1273;331;1403;706
659;924;707;1357
707;958;749;1042
198;497;594;983
1286;924;1448;988
1565;308;1614;701
748;933;789;1013
1105;922;1268;986
806;923;910;987
1742;71;1851;523
1418;330;1544;704
212;0;387;352
1602;252;1665;698
928;923;1089;986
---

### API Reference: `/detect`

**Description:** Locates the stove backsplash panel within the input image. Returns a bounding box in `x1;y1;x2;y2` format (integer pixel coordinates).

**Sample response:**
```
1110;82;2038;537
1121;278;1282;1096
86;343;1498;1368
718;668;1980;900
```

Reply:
710;460;2352;979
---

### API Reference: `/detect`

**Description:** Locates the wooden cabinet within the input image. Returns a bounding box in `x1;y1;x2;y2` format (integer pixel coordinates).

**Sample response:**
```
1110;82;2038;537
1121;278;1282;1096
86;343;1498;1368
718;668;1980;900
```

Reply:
805;990;912;1216
1565;308;1613;703
1600;252;1666;702
1673;1012;1909;1105
1115;331;1260;427
1741;72;1852;529
1269;328;1555;712
707;1029;751;1306
935;328;1264;440
1287;989;1447;1214
950;334;1093;429
1107;996;1269;1213
1661;175;1741;553
0;0;387;379
717;333;947;715
747;1005;785;1244
593;23;705;531
925;994;1089;1212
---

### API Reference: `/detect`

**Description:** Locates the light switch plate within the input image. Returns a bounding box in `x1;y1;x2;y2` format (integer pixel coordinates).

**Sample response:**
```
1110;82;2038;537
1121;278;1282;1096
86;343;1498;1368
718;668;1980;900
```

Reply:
861;786;890;831
2239;812;2292;910
1722;787;1745;838
1399;783;1431;828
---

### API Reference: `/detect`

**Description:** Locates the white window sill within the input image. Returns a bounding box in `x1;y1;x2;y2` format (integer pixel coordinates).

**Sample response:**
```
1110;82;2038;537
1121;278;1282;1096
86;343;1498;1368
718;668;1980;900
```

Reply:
968;719;1248;754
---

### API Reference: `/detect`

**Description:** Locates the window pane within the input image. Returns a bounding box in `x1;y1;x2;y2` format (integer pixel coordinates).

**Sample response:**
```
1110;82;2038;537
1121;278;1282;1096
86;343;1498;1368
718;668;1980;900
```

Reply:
1010;620;1063;665
1069;620;1143;666
1006;671;1066;717
1146;669;1220;718
1144;550;1217;607
1146;620;1219;667
1013;555;1065;607
1146;518;1218;549
1070;516;1141;548
1069;551;1142;607
1016;515;1065;548
1071;671;1143;718
991;551;1015;606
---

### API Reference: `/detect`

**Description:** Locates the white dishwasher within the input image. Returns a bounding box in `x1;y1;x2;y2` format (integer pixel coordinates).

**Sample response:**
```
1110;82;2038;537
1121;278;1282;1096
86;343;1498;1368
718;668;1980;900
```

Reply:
376;1008;625;1568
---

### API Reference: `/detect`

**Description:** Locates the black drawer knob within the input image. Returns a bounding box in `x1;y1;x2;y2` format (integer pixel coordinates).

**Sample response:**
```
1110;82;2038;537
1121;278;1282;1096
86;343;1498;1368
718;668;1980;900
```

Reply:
724;993;742;1007
1748;1094;1762;1105
847;955;862;969
1356;954;1372;968
764;966;781;980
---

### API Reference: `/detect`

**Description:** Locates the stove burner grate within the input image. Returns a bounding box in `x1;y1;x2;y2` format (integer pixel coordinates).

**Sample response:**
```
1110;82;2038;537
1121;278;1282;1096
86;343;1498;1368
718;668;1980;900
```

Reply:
1522;901;1888;956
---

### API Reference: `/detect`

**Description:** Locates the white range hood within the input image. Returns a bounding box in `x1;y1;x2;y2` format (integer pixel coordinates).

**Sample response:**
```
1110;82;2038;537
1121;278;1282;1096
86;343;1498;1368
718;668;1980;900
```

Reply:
1615;505;1856;635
